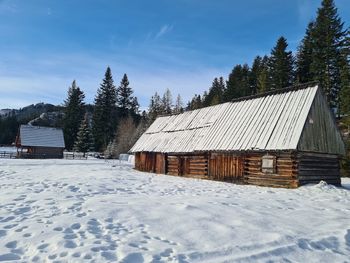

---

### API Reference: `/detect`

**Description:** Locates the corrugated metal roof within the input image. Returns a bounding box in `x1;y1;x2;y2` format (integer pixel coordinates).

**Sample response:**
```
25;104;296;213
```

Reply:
130;85;328;153
19;125;65;148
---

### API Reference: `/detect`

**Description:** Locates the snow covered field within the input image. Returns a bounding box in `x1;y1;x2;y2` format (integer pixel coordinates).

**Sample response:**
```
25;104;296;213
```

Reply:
0;159;349;262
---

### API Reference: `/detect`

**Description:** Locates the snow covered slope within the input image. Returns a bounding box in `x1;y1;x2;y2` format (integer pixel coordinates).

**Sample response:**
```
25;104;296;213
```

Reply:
0;159;349;262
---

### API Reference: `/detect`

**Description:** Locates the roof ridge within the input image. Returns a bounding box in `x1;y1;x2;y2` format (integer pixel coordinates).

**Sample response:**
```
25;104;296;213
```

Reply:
230;81;318;103
158;81;318;118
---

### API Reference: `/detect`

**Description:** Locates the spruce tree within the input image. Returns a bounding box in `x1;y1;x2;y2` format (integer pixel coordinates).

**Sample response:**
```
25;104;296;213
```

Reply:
92;66;117;151
224;64;250;101
309;0;348;110
116;74;139;116
63;80;85;150
74;114;94;156
162;88;173;114
187;94;202;110
250;56;262;94
203;77;226;106
173;94;184;114
250;55;273;95
339;33;350;115
269;36;294;89
148;92;162;121
296;22;315;83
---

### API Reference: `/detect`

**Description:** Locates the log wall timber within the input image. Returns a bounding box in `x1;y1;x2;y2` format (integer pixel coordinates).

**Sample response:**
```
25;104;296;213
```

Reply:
209;153;243;182
135;152;152;172
155;153;166;174
244;152;298;188
167;156;180;176
134;152;166;173
166;155;208;177
297;152;341;186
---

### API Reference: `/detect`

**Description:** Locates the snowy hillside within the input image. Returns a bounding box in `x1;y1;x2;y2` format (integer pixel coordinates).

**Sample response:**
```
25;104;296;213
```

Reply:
0;159;349;262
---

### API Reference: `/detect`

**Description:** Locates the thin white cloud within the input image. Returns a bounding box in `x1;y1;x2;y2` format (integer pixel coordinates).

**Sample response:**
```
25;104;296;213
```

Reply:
155;24;173;39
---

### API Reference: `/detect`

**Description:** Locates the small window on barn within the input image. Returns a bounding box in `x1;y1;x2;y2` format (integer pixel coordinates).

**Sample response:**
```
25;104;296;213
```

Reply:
261;155;276;174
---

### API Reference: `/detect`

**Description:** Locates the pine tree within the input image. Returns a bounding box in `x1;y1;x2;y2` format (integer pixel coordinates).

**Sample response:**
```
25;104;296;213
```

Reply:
203;77;226;106
296;22;315;83
309;0;348;111
92;66;117;151
249;56;262;94
74;114;94;156
63;80;85;150
162;88;173;114
339;30;350;115
187;94;202;110
116;73;139;116
257;56;270;93
174;94;184;114
269;36;294;89
224;64;250;101
148;92;162;121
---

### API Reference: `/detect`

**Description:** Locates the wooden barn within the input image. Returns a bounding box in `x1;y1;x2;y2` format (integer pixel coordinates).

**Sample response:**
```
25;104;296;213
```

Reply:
15;125;65;159
130;84;346;188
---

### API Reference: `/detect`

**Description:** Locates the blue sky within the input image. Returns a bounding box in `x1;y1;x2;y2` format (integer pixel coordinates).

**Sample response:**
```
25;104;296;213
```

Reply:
0;0;349;109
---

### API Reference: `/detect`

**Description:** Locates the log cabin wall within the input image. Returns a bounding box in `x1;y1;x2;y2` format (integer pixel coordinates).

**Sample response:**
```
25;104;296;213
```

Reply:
209;153;243;182
134;151;341;188
297;152;341;186
166;154;208;177
244;152;299;188
167;156;180;176
134;152;166;174
186;155;208;177
155;153;166;174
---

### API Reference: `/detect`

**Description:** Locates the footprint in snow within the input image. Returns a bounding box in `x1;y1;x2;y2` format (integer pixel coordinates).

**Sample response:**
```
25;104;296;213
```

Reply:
5;241;17;249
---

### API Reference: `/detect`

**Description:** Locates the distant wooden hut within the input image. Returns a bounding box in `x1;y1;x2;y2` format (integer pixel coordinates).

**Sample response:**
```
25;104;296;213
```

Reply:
130;84;345;188
15;125;65;159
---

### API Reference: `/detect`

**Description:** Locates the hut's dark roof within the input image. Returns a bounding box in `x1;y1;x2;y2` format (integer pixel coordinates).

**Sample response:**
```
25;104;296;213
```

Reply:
19;125;65;148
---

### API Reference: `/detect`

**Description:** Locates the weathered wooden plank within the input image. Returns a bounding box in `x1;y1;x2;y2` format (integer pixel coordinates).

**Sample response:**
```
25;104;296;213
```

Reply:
298;175;339;180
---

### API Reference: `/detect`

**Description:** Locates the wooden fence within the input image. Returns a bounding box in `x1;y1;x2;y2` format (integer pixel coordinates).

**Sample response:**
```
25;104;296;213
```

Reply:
0;151;17;159
63;152;88;160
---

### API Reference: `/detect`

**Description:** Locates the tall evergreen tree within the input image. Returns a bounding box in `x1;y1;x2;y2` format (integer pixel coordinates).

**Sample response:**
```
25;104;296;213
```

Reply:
187;94;202;110
224;64;250;101
339;30;350;115
74;114;94;156
257;56;270;93
63;80;85;150
269;36;294;89
309;0;349;111
296;22;315;83
174;94;184;114
203;77;226;106
92;66;117;151
162;88;173;114
148;92;162;121
116;74;139;116
249;56;262;95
